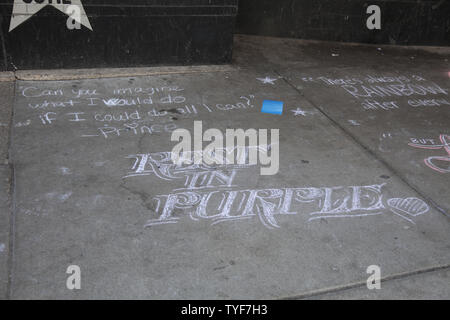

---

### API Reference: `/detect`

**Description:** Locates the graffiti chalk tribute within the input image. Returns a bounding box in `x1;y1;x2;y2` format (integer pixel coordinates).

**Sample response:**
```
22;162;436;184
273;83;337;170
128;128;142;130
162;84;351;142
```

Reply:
144;184;429;229
124;146;272;190
300;74;449;111
409;134;450;173
122;150;430;229
17;80;435;232
387;197;430;224
17;84;261;142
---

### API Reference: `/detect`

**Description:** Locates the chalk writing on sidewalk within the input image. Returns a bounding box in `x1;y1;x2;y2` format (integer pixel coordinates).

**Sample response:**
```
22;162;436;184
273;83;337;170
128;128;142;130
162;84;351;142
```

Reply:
299;74;449;111
408;134;450;173
121;151;429;229
17;84;258;142
144;184;429;229
124;145;272;190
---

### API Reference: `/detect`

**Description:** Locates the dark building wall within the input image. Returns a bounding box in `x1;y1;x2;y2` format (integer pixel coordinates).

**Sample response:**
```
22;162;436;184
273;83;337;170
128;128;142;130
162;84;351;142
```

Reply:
0;0;238;71
0;1;448;71
236;0;450;46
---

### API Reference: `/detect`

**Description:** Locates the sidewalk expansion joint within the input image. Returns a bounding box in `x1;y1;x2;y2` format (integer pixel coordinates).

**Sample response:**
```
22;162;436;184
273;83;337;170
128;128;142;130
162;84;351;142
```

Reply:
278;263;450;300
5;81;18;299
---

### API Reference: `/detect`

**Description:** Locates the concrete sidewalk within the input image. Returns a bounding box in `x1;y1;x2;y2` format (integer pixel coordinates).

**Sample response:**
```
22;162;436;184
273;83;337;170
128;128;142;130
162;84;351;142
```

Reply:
0;35;449;299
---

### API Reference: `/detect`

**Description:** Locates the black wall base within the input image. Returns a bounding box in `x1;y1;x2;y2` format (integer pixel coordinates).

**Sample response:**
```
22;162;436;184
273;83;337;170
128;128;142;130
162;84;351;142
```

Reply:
236;0;450;47
0;1;238;71
0;1;448;71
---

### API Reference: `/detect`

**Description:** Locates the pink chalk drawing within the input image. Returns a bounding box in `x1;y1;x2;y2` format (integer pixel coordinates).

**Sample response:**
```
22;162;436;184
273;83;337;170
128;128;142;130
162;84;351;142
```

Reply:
408;134;450;173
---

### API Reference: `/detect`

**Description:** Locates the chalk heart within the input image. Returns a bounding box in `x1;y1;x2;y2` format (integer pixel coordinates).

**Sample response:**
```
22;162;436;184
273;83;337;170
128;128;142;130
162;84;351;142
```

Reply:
387;198;429;217
441;134;450;153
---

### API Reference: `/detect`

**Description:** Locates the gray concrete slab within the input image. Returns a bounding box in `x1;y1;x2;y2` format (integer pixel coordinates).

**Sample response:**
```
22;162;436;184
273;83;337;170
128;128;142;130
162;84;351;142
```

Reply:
0;165;11;299
9;66;450;299
234;35;450;215
0;81;14;162
305;268;450;300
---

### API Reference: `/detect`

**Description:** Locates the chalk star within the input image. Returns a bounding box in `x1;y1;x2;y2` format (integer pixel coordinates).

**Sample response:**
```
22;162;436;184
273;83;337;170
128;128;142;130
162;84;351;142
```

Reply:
291;107;308;116
348;120;360;126
256;76;278;85
9;0;92;32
